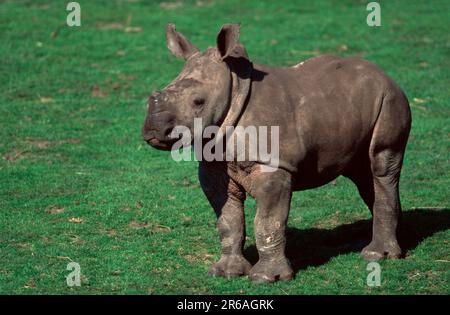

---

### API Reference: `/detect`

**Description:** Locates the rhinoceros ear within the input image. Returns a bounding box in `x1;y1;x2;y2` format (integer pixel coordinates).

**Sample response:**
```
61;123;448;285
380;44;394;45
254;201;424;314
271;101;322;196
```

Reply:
216;23;248;60
166;23;199;60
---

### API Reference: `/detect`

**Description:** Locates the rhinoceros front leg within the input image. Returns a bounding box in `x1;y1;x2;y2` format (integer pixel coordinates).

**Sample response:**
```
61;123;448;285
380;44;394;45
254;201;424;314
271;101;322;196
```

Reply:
249;167;293;283
199;162;252;278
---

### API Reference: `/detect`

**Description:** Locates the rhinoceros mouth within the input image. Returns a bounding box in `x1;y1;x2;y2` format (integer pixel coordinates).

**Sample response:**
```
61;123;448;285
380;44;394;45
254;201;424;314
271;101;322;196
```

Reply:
146;136;180;151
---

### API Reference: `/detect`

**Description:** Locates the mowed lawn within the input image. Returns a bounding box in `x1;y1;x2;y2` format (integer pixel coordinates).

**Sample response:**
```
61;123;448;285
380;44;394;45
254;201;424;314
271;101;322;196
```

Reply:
0;0;449;294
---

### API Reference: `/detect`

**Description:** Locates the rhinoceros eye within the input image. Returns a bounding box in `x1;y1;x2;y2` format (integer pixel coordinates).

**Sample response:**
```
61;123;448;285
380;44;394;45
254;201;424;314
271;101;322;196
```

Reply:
193;97;205;107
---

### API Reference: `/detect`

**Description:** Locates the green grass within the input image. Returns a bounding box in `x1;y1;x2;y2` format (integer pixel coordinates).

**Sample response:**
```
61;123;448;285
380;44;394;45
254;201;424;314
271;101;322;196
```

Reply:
0;0;449;294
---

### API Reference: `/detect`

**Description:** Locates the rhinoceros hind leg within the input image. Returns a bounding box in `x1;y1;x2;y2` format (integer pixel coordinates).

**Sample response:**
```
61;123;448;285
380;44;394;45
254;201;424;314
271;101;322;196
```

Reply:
359;89;410;261
360;143;407;261
361;169;403;260
346;165;401;260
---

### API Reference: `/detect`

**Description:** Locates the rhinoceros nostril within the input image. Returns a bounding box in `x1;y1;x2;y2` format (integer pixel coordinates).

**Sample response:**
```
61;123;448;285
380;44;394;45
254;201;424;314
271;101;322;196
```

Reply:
164;127;174;138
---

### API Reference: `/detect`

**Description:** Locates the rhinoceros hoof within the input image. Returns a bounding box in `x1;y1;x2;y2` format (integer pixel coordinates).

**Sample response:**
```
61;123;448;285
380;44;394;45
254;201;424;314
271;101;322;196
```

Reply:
361;241;402;261
207;255;252;279
249;258;294;284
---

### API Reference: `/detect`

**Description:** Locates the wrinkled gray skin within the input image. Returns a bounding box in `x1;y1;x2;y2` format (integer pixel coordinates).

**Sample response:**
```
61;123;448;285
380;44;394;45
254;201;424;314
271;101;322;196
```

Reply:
142;24;412;283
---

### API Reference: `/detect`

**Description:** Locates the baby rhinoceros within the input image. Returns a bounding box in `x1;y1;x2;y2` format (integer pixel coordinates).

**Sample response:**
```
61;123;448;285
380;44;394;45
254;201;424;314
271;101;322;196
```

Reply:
142;24;411;283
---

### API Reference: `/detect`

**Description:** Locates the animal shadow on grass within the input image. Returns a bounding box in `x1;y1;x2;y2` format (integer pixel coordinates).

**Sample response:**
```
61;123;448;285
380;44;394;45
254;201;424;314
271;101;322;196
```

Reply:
244;208;450;273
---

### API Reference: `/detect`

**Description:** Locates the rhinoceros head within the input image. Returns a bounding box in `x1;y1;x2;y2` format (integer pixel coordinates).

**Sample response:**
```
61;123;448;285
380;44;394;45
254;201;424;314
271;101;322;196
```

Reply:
142;23;251;150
